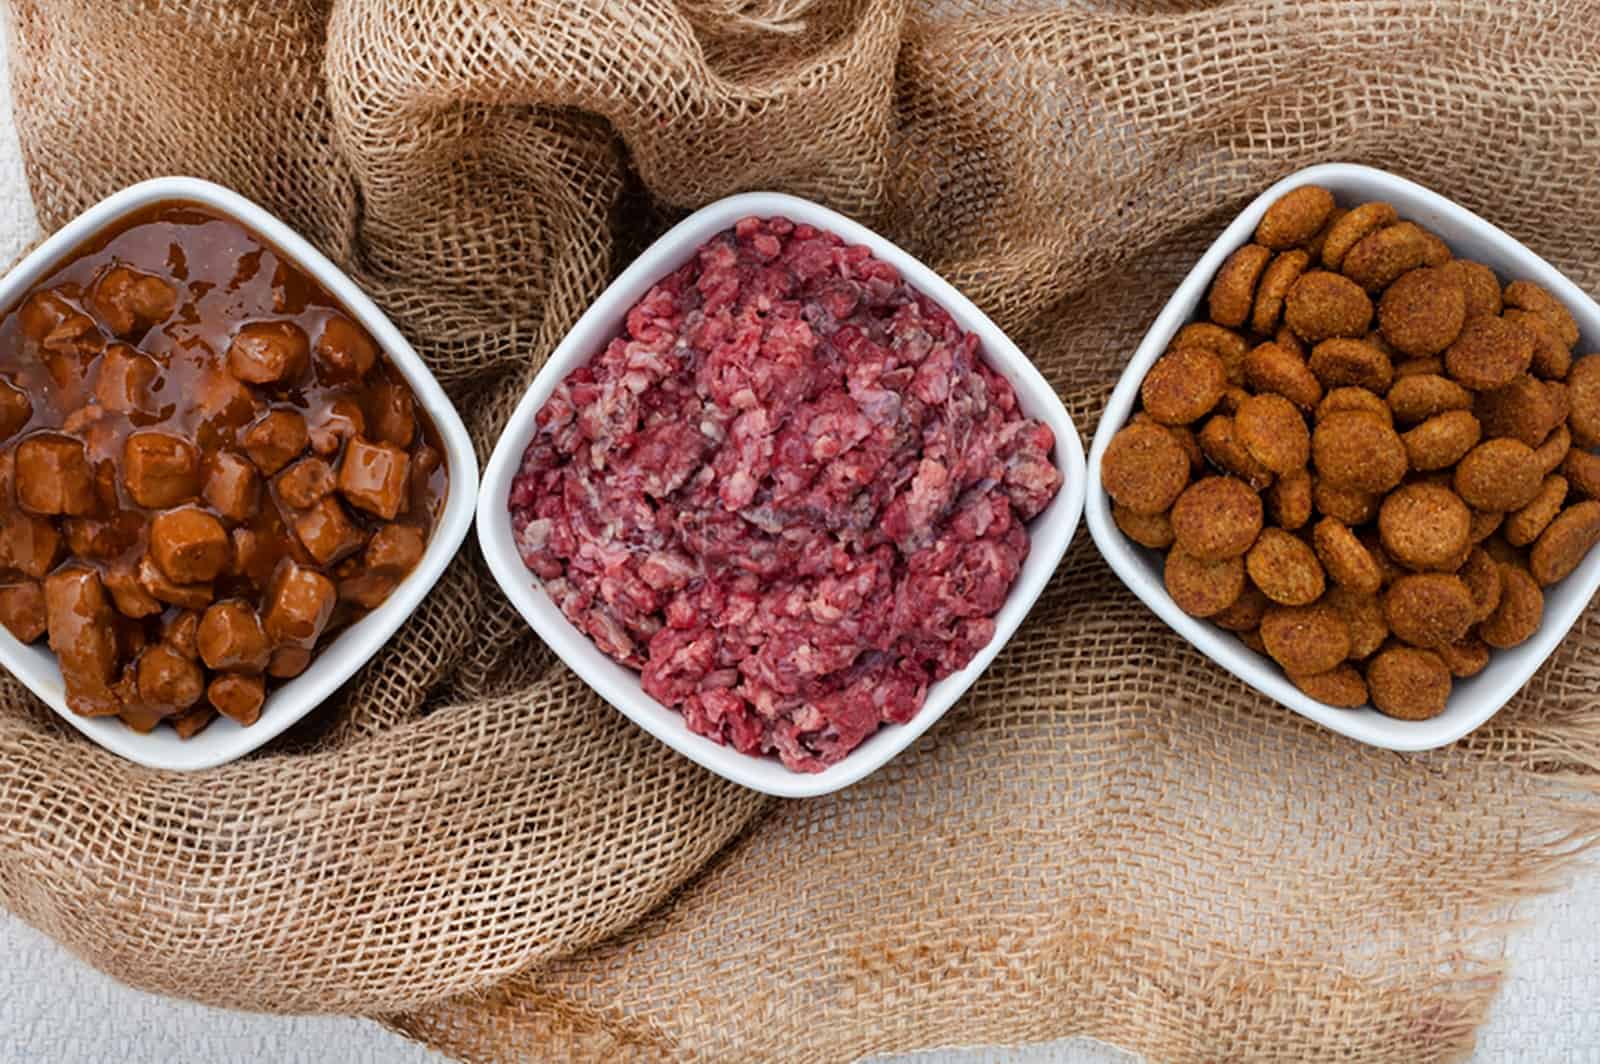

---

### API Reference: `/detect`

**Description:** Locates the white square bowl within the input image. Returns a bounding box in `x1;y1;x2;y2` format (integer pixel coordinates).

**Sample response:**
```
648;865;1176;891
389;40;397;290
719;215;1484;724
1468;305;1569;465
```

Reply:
1086;162;1600;751
0;177;479;770
477;192;1086;797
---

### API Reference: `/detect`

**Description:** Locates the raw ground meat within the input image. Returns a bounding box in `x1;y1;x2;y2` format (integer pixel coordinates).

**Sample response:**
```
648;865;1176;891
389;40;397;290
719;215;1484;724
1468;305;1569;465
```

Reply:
509;216;1063;772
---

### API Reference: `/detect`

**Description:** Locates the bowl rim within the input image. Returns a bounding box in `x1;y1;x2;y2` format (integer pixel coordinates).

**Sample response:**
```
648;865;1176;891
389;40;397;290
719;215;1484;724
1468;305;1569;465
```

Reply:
0;176;480;771
475;190;1087;797
1085;161;1600;751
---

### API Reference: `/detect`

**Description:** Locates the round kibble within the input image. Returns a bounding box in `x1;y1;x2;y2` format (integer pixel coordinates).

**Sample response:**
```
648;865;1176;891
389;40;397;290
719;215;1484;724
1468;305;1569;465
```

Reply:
1244;342;1323;409
1312;517;1382;594
1568;355;1600;447
1529;500;1600;585
1197;414;1274;489
1402;409;1481;471
1312;411;1407;493
1247;528;1326;606
1273;323;1307;359
1444;316;1535;391
1367;645;1452;721
1479;564;1544;648
1504;475;1568;547
1387;374;1473;425
1103;422;1191;515
1290;664;1369;708
1358;530;1405;588
1171;476;1263;561
1475;375;1558;449
1141;348;1227;425
1415;228;1452;267
1171;323;1249;385
1378;483;1471;571
1324;586;1389;659
1260;604;1350;675
1504;279;1580;348
1459;546;1503;621
1252;250;1311;334
1343;222;1430;292
1563;447;1600;499
1468;507;1504;544
1437;636;1491;678
1208;244;1272;329
1165;549;1246;618
1212;583;1270;632
1266;468;1313;530
1321;202;1399;270
1503;309;1572;380
1481;536;1520;565
1547;380;1572;423
1454;438;1543;512
1378;266;1466;357
1308;338;1394;392
1315;386;1391;425
1383;573;1476;648
1534;424;1572;477
1113;503;1175;549
1437;260;1502;321
1235;393;1310;474
1217;386;1251;416
1393;356;1443;379
1314;478;1382;525
1257;186;1336;249
1304;207;1346;263
1284;271;1373;342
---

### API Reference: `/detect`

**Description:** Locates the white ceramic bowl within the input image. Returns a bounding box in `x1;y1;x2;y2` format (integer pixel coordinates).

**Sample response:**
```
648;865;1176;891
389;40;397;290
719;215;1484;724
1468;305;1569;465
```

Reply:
0;177;479;770
1087;162;1600;751
477;192;1086;797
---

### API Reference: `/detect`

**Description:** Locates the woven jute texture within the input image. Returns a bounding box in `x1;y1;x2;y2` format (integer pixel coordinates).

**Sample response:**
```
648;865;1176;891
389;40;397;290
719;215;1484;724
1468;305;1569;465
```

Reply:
5;0;1600;1059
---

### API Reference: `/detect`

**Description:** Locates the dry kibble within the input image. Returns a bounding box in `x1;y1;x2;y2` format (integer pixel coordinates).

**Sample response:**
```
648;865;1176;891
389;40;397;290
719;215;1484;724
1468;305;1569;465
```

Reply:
1217;386;1251;416
1252;250;1311;334
1383;573;1476;648
1284;271;1374;342
1479;564;1544;647
1141;348;1227;425
1342;222;1430;292
1444;316;1535;391
1135;417;1204;473
1481;535;1520;565
1170;476;1263;560
1314;478;1382;525
1568;355;1600;447
1415;228;1452;267
1324;586;1389;659
1238;629;1268;654
1266;468;1312;529
1378;266;1466;357
1308;338;1393;392
1504;279;1580;348
1290;664;1369;708
1102;422;1191;515
1311;411;1407;493
1165;549;1246;618
1459;546;1503;620
1387;373;1473;425
1468;507;1504;544
1244;342;1323;409
1367;645;1452;720
1304;207;1346;264
1273;323;1307;359
1212;583;1270;632
1198;415;1275;489
1533;424;1572;477
1208;244;1272;328
1378;483;1471;571
1321;202;1399;270
1312;517;1382;594
1315;386;1391;425
1529;500;1600;585
1454;438;1543;511
1504;309;1572;380
1358;529;1404;588
1546;380;1572;424
1235;393;1310;474
1402;409;1481;471
1475;375;1559;448
1247;528;1326;606
1393;356;1444;379
1437;636;1491;678
1504;475;1568;547
1257;186;1336;249
1437;260;1502;321
1563;446;1600;499
1112;504;1175;549
1171;323;1250;384
1260;604;1350;675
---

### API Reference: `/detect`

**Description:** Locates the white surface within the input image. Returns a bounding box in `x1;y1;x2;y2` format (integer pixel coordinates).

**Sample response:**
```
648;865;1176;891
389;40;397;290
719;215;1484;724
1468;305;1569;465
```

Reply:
1087;162;1600;752
0;178;480;771
0;33;1594;1064
476;191;1086;798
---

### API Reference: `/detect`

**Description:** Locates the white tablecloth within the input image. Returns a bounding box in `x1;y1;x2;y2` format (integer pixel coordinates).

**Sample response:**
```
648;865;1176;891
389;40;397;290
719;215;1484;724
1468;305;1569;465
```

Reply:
0;29;1594;1064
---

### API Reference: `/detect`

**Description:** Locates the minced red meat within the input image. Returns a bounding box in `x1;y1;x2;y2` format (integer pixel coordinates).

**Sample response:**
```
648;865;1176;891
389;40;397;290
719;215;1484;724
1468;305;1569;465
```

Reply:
508;216;1062;772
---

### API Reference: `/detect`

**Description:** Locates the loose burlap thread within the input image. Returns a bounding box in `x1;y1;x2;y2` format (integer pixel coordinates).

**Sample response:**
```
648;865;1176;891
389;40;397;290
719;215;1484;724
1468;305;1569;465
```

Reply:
4;0;1600;1059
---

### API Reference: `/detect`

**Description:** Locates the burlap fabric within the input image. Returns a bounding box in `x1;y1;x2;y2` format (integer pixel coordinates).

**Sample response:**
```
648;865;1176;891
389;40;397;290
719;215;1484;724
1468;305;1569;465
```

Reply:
4;0;1600;1059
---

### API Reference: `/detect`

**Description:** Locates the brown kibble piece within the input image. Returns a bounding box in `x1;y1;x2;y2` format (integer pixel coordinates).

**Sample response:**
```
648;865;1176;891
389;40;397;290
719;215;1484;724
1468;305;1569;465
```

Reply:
1504;280;1580;348
1444;316;1534;391
227;321;309;385
1312;411;1407;493
1113;504;1174;549
1459;546;1503;621
1266;468;1312;530
209;673;267;726
1251;250;1310;334
1313;478;1381;526
1378;266;1466;358
1321;203;1398;270
1308;338;1393;393
1170;476;1263;561
1480;564;1543;648
1303;207;1346;263
1324;586;1388;659
1402;409;1481;471
1103;422;1191;514
1387;374;1473;425
1437;260;1502;321
1171;322;1250;377
1437;636;1491;679
1284;271;1373;342
1529;500;1600;586
1312;517;1382;594
1563;447;1600;499
1454;438;1543;512
1475;375;1559;449
1212;583;1269;632
1164;549;1245;619
1244;342;1323;409
1289;665;1369;708
1257;186;1335;249
1141;348;1227;425
1383;573;1475;648
1197;415;1274;490
1367;646;1451;720
1315;386;1391;425
1415;228;1452;267
1342;222;1431;292
1504;475;1568;547
1260;604;1349;675
1246;528;1326;606
1568;355;1600;448
1234;393;1310;475
1208;244;1272;328
1378;483;1471;571
1393;357;1444;379
1504;309;1572;380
